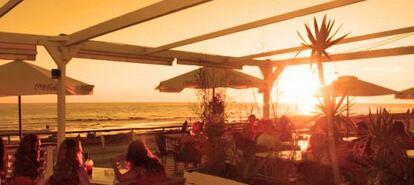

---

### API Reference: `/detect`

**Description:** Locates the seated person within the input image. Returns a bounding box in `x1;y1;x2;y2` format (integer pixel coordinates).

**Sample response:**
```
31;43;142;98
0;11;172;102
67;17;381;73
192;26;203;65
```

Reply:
175;122;206;166
306;118;329;162
112;140;166;185
11;134;41;185
254;119;265;138
242;114;256;142
278;115;293;142
256;120;280;151
356;120;368;137
392;121;410;139
46;139;90;185
392;120;414;148
0;137;7;184
190;121;205;139
181;121;189;133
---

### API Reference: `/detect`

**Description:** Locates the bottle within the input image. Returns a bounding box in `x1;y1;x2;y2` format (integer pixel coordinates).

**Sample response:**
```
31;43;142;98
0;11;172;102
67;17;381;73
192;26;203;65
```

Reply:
84;153;94;176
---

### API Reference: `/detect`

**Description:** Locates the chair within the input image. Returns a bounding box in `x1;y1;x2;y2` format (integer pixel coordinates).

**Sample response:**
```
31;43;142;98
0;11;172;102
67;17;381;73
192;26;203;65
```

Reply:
155;134;168;164
173;137;202;170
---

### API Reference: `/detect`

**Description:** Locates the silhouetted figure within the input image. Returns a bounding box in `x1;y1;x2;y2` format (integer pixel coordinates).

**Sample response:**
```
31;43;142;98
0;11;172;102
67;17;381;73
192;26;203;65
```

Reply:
155;134;168;164
242;114;256;141
356;121;368;137
112;140;166;185
256;120;279;151
279;115;293;142
11;134;41;185
392;121;409;139
308;118;329;162
181;121;189;133
0;137;7;184
47;139;90;185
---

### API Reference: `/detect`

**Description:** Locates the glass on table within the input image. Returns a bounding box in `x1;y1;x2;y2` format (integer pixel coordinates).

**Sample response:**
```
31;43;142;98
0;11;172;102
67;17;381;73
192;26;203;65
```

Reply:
104;169;114;176
84;153;94;176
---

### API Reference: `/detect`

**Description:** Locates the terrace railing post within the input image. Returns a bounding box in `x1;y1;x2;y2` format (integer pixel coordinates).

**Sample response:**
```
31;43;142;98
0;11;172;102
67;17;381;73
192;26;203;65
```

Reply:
131;130;135;142
44;145;54;178
100;135;105;148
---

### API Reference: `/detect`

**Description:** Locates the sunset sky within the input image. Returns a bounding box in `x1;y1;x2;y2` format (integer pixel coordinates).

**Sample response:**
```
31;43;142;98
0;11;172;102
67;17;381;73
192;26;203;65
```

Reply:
1;0;414;107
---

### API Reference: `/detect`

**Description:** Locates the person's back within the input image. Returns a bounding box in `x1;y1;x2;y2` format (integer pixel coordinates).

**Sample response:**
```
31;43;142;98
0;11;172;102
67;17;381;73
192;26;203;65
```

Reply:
256;133;278;149
279;115;292;142
46;139;90;185
256;120;279;151
113;140;166;185
242;115;256;141
137;161;167;185
11;134;41;185
0;137;7;183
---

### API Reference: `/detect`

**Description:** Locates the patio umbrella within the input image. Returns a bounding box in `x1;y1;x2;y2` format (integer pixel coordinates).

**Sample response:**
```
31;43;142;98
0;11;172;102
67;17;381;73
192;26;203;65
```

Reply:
0;60;94;139
317;75;397;116
156;67;263;92
395;87;414;99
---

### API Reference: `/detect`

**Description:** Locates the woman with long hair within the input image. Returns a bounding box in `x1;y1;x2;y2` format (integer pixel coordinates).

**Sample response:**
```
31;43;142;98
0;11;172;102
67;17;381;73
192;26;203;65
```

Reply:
11;134;41;185
113;140;166;185
47;139;89;185
0;137;8;184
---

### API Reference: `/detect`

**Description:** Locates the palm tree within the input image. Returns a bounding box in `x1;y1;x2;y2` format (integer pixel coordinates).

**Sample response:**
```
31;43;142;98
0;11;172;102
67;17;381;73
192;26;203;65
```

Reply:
297;15;348;85
297;15;348;185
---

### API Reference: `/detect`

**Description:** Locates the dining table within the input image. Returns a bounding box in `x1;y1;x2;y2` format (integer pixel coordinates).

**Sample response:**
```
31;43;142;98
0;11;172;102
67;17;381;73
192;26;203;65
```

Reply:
89;167;129;185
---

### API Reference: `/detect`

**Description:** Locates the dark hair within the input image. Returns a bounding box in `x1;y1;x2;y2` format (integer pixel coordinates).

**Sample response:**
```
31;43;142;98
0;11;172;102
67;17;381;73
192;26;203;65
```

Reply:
49;139;82;185
392;121;409;138
356;121;368;136
248;114;256;123
12;134;40;179
126;140;166;177
0;137;4;170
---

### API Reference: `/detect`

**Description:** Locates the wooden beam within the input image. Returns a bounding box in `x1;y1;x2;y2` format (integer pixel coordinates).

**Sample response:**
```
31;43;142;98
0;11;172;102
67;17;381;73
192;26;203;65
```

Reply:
0;0;22;18
79;41;264;66
0;32;50;44
270;65;285;82
259;63;285;119
268;46;414;66
75;49;173;66
146;0;365;54
176;59;242;69
0;42;37;61
0;32;260;66
235;26;414;61
65;0;211;46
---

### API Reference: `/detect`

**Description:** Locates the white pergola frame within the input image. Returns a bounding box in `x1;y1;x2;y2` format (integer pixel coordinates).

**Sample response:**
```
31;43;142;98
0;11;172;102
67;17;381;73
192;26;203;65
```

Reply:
1;0;414;146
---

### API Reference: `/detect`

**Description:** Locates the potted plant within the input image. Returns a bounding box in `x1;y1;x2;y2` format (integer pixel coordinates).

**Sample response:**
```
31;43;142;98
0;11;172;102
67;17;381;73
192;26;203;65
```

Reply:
352;109;414;185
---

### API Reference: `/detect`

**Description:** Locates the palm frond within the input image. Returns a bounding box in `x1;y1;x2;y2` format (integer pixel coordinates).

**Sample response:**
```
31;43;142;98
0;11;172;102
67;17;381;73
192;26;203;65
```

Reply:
328;33;349;48
297;15;349;78
313;17;320;41
297;31;309;45
304;24;317;47
327;24;344;42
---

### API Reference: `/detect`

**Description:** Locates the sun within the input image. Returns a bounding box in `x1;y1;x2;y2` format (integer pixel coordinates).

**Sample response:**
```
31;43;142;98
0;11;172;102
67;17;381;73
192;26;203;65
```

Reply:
272;65;335;115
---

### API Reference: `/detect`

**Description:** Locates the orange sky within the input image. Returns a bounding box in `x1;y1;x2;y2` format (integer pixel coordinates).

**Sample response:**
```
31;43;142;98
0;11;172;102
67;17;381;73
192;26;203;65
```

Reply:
1;0;414;107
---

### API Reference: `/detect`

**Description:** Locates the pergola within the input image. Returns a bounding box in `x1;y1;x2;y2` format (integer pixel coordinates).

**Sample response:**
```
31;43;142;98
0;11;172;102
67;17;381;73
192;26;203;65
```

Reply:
1;0;414;145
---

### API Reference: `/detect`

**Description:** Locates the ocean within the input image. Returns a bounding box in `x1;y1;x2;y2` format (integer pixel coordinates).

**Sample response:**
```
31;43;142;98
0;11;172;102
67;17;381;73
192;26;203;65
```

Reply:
0;102;413;132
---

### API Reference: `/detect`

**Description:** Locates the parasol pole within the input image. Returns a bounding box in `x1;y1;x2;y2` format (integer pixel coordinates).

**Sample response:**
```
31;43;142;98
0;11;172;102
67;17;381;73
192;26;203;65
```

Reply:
346;95;349;138
212;87;215;100
346;96;349;117
18;96;22;140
